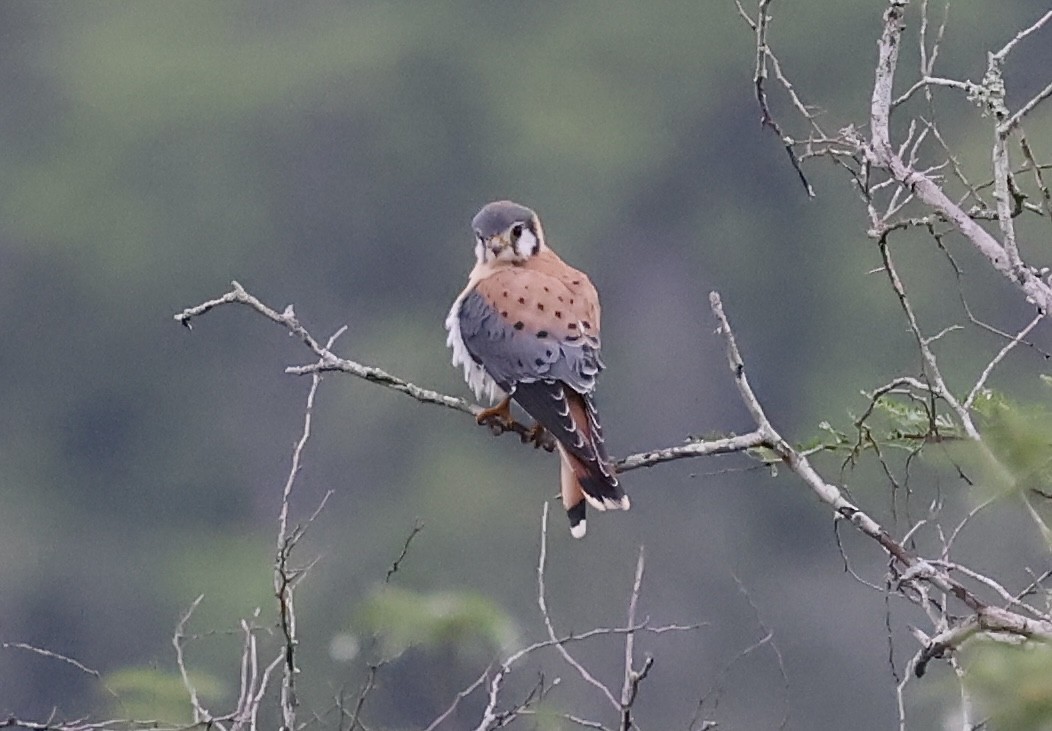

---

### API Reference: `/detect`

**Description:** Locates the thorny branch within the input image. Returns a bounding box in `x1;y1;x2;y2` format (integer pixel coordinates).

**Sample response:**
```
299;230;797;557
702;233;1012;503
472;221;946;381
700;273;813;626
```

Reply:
426;503;698;731
711;289;1052;633
175;280;1052;671
175;281;555;451
168;326;338;731
274;340;337;731
174;281;741;472
735;0;816;197
740;0;1052;723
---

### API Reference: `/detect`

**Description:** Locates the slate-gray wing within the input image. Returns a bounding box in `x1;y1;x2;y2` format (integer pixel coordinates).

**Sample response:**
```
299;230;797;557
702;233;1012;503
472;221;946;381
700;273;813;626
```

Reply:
456;288;602;395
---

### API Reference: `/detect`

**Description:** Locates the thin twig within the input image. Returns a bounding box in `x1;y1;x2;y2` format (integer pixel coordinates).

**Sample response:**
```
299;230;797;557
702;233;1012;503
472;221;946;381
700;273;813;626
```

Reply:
619;547;647;731
965;312;1044;408
173;594;209;726
537;502;620;710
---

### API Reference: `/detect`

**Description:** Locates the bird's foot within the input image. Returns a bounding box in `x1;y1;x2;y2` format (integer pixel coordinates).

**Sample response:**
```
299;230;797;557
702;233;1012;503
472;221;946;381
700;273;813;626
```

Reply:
476;396;514;433
523;423;555;452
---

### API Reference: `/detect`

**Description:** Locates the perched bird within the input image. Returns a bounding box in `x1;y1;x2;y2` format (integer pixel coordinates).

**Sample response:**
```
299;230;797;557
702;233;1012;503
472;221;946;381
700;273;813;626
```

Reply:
445;200;629;538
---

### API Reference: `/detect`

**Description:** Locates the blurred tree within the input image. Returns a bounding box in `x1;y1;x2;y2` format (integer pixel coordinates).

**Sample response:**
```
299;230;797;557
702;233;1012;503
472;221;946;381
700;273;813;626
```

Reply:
3;1;1052;730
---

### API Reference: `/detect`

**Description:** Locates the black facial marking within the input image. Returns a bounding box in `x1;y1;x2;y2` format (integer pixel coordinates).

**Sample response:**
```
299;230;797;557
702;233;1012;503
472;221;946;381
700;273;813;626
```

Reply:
536;330;548;338
582;320;591;329
554;310;562;318
518;297;526;304
537;302;545;311
514;321;524;330
534;358;544;367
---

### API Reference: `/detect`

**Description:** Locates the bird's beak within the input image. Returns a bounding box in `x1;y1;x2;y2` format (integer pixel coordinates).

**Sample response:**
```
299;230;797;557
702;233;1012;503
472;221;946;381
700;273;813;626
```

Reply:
485;235;509;257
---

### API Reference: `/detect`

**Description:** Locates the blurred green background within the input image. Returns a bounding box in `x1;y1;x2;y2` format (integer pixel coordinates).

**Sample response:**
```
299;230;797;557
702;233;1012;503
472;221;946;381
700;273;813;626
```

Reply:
2;2;1052;729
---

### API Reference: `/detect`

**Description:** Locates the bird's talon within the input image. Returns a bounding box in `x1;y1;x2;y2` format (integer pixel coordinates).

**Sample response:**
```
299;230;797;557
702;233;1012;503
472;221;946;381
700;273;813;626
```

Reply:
476;396;514;433
526;423;549;450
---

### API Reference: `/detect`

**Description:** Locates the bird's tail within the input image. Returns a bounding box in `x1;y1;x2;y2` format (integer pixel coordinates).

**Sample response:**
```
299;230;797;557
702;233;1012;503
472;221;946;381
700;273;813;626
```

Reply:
558;445;629;538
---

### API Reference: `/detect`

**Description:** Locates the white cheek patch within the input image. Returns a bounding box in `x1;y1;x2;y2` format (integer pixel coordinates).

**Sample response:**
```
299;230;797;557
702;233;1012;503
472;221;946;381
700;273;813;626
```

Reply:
514;229;539;258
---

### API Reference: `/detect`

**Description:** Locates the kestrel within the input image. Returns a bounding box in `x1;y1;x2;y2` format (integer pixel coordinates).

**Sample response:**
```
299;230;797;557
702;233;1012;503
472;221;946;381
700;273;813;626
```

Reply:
445;200;629;538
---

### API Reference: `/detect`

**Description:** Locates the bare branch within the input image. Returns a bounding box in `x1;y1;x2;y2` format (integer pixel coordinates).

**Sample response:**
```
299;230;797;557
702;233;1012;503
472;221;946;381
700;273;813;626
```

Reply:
853;1;1052;313
709;290;1052;654
876;236;979;439
172;594;211;727
176;282;551;449
461;511;698;730
423;669;490;731
690;573;788;731
989;9;1052;64
964;312;1044;408
1000;79;1052;137
742;0;816;197
619;547;647;731
1;643;122;709
616;430;766;472
537;502;620;710
385;519;424;585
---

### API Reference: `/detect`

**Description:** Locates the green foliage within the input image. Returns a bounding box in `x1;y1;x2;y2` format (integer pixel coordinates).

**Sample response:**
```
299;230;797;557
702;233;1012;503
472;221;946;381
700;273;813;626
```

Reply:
354;585;517;661
963;639;1052;731
965;389;1052;499
866;396;959;445
103;667;224;723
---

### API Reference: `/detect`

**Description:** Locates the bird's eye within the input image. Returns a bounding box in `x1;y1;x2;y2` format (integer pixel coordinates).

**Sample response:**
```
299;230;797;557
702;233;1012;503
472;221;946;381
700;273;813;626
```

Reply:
510;224;524;241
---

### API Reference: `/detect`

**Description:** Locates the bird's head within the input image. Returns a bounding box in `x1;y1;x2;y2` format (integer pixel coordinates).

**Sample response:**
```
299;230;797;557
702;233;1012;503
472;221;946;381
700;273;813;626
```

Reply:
471;200;546;265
